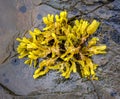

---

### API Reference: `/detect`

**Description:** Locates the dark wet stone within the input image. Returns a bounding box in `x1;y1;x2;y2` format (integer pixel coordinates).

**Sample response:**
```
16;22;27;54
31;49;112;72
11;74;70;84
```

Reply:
42;23;46;28
71;8;79;15
19;5;27;13
2;73;6;77
108;0;115;2
95;0;115;4
4;78;9;83
110;30;120;44
37;14;42;20
0;86;2;90
99;10;105;14
102;35;110;45
112;0;120;11
110;91;117;97
55;11;60;14
11;58;20;66
108;16;120;25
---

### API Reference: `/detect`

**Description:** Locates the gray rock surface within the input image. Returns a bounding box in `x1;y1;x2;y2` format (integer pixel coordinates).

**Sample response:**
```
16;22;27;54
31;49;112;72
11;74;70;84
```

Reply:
0;0;120;98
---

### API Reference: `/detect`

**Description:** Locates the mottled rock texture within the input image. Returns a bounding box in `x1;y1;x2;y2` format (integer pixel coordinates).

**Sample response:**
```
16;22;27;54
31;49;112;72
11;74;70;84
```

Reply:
0;0;119;99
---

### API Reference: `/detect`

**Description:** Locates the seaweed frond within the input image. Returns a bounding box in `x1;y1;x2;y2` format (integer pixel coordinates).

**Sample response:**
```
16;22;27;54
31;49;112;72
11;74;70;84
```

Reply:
16;11;106;80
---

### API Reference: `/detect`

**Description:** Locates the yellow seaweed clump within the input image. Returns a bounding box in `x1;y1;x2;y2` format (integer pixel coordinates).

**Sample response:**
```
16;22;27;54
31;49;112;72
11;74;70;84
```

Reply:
16;11;106;80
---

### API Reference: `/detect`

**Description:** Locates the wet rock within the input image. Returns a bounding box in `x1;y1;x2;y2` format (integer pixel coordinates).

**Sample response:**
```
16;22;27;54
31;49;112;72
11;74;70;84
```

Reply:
0;58;88;96
0;85;9;95
19;5;27;13
0;94;12;99
32;4;58;28
0;57;96;97
82;0;115;5
83;92;98;99
0;0;120;98
92;55;120;98
104;55;120;74
92;51;114;66
0;0;17;64
110;30;120;45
